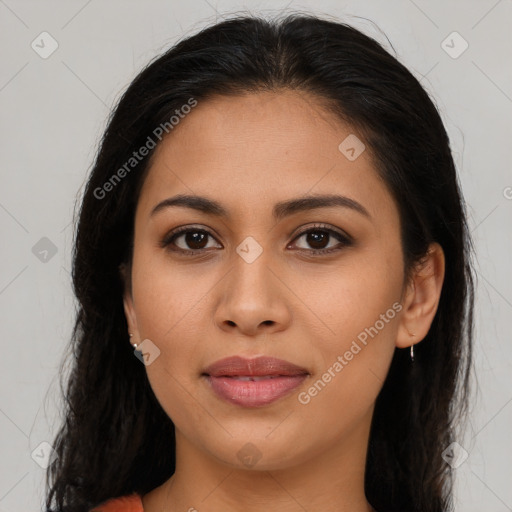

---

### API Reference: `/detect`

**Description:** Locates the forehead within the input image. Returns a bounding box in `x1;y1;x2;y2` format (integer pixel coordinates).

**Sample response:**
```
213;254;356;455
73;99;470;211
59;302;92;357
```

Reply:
137;90;395;224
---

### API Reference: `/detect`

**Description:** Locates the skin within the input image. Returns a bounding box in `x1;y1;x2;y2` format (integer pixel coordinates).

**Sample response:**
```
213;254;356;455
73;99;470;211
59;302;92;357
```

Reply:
122;89;445;512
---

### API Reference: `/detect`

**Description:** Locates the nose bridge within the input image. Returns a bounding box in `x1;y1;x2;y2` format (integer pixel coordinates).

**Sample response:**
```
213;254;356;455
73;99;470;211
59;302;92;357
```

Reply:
229;237;276;303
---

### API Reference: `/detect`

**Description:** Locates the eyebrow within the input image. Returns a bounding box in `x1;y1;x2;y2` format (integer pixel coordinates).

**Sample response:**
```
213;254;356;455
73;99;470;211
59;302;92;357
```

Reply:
150;193;371;221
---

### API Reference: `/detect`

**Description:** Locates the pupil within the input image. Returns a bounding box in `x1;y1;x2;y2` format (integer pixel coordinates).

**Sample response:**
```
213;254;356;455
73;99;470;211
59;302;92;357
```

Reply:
186;231;207;249
307;231;328;249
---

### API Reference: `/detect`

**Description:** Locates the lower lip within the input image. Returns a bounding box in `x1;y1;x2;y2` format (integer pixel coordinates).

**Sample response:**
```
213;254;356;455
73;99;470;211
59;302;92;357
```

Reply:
204;375;308;407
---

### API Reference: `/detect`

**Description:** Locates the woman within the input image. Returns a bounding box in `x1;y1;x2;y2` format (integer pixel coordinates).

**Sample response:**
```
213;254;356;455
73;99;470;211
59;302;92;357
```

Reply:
45;12;475;512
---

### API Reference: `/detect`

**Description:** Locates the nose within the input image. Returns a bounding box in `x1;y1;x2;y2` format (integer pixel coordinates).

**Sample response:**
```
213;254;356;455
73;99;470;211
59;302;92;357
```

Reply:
213;250;291;337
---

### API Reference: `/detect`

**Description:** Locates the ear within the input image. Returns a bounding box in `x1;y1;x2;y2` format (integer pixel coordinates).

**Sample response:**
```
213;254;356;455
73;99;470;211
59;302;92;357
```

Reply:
119;262;139;338
396;242;445;349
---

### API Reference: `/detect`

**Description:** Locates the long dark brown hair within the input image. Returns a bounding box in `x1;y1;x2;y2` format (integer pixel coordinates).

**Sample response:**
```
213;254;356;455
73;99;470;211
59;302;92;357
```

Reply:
45;12;475;512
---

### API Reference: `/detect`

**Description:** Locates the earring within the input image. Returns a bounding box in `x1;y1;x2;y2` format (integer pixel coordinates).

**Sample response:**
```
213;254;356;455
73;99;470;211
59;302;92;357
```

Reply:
407;330;416;362
129;332;138;349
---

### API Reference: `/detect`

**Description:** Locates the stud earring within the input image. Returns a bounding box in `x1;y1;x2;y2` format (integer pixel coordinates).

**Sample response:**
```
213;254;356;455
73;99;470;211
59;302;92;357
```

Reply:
129;332;138;349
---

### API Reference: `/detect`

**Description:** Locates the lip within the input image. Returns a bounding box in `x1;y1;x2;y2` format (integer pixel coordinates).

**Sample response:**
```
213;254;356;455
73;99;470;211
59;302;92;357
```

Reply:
202;356;309;407
203;355;309;377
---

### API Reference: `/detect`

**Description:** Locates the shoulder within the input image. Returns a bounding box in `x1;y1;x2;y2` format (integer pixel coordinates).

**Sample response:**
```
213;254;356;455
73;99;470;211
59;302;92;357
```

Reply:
90;493;143;512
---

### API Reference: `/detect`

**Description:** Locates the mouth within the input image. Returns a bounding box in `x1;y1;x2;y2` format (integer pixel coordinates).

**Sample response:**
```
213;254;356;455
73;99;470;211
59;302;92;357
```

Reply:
202;356;309;407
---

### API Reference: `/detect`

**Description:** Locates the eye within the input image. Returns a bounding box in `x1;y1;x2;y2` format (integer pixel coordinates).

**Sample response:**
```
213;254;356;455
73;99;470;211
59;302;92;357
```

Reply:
161;223;352;256
289;223;352;254
160;225;222;255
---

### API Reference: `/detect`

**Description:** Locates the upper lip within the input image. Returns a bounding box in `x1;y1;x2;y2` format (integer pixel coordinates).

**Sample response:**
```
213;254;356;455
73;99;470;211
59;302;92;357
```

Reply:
203;356;309;377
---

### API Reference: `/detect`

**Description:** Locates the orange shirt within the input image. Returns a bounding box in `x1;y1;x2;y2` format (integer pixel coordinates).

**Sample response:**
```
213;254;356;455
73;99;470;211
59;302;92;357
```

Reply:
90;493;143;512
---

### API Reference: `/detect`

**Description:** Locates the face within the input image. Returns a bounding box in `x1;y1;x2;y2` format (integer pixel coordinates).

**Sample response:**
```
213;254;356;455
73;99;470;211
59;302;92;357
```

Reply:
123;89;408;471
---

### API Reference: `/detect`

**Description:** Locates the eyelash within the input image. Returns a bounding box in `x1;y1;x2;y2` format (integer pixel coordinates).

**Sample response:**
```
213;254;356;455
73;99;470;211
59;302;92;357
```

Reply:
160;223;353;257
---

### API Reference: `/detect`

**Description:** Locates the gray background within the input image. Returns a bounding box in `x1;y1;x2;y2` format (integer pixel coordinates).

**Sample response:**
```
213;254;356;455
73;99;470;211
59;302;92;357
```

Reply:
1;0;511;510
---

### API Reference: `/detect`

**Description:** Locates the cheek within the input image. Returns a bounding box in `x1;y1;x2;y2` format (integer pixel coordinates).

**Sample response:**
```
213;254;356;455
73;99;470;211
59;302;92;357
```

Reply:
300;280;401;423
131;245;210;338
319;249;402;328
309;245;403;379
129;253;205;407
130;256;205;426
